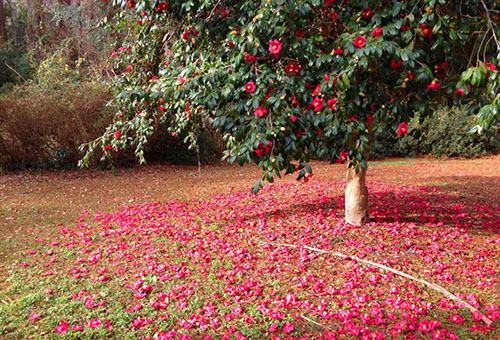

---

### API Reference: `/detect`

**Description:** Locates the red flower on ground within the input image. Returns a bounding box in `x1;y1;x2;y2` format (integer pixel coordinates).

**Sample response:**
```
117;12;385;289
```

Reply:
353;36;366;48
268;39;282;55
245;81;256;93
254;106;268;117
244;54;256;63
372;27;383;37
449;314;465;324
283;321;295;334
55;320;69;334
398;122;408;136
156;2;169;10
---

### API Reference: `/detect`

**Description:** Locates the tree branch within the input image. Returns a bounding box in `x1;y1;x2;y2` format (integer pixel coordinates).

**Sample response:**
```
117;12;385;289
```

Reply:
480;0;500;53
258;241;493;326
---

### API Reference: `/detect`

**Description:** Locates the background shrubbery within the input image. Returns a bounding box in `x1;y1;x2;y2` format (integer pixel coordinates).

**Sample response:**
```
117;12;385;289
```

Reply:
0;50;114;170
372;106;500;159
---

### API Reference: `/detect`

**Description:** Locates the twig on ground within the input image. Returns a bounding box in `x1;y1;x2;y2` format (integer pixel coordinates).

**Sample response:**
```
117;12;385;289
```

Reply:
300;314;334;330
258;241;493;326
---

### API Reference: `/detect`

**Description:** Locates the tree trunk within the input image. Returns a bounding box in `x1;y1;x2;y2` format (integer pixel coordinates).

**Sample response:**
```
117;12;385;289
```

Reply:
345;165;369;225
0;0;7;43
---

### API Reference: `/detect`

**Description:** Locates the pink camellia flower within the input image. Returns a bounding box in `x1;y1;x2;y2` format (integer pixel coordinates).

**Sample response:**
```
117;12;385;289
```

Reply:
290;115;297;122
268;39;282;55
269;323;278;332
254;106;268;117
29;312;41;320
55;320;69;333
245;81;256;93
485;62;497;72
449;314;465;324
43;288;53;294
86;318;102;328
353;36;366;48
283;321;295;334
372;27;383;37
244;54;256;63
178;76;187;83
179;334;191;340
398;122;408;136
427;82;441;90
72;325;84;331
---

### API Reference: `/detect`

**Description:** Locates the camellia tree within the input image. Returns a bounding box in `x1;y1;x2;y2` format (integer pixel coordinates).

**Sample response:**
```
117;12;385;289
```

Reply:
81;0;499;225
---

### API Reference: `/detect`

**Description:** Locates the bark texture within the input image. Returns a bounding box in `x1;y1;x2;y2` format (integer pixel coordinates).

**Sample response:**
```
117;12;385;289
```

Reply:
345;166;369;225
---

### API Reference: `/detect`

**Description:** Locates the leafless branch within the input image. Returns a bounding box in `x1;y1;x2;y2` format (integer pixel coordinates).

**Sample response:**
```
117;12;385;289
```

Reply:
259;241;494;326
480;0;500;53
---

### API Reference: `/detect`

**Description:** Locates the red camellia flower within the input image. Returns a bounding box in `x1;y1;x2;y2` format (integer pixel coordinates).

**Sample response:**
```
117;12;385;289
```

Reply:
295;30;304;38
245;81;256;93
114;131;121;139
244;54;256;63
485;62;497;71
391;59;403;69
285;63;302;76
398;122;408;136
455;88;465;95
311;97;324;111
420;24;433;37
254;106;268;117
156;2;169;10
268;39;282;55
327;99;337;111
290;116;297;122
325;0;334;6
427;82;441;90
372;27;383;37
353;36;366;48
334;45;343;54
361;7;373;19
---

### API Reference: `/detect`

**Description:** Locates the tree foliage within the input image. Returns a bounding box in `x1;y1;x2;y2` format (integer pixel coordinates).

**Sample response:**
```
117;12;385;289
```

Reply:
81;0;500;191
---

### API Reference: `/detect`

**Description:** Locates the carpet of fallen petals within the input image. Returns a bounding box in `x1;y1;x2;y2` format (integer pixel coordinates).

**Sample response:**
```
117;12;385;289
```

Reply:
0;158;499;340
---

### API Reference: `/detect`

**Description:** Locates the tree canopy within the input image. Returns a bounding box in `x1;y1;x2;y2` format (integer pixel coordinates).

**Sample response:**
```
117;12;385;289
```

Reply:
81;0;500;192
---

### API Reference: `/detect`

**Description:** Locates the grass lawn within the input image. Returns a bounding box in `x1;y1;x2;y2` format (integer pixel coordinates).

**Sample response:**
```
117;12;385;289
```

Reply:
0;157;499;339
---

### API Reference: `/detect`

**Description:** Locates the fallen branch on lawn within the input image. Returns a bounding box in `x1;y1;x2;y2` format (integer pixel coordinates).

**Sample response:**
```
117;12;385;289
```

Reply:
300;314;334;331
258;241;493;326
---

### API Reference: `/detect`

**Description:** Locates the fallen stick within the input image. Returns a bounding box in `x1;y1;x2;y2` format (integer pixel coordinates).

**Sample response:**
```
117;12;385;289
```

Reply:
258;241;493;326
